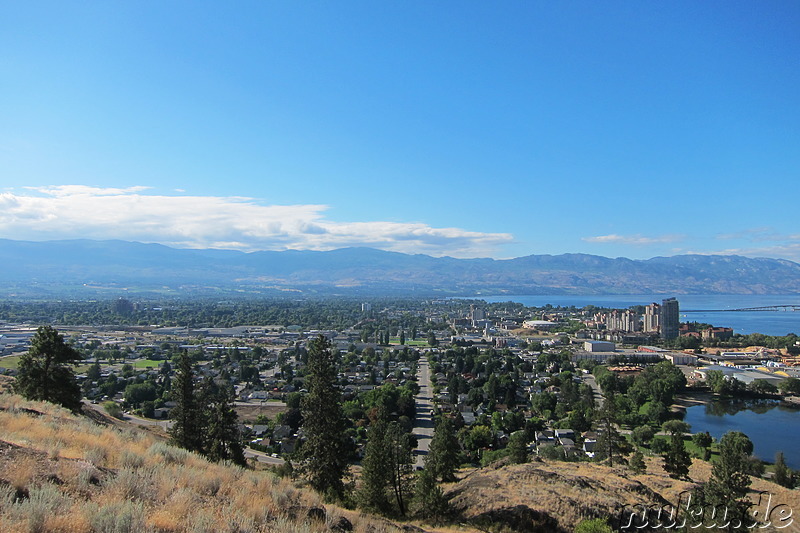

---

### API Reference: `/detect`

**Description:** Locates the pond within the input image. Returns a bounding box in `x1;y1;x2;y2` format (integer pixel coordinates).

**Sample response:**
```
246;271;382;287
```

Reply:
682;398;800;469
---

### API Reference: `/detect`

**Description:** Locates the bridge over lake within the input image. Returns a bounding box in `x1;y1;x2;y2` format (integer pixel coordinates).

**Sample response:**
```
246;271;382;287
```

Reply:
683;304;800;313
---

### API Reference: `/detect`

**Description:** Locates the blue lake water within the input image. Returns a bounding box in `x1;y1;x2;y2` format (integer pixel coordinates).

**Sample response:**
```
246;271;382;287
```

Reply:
474;294;800;336
682;399;800;469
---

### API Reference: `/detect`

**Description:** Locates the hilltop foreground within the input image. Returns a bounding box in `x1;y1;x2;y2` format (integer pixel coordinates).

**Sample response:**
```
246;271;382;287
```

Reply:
0;392;798;532
0;393;418;533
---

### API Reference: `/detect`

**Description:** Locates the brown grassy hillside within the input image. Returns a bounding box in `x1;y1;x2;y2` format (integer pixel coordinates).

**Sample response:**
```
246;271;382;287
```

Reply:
0;394;434;533
2;391;797;533
445;456;800;533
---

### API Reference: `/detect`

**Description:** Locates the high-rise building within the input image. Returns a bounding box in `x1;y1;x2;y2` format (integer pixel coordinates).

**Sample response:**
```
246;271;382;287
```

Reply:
643;303;660;333
605;309;640;332
660;298;679;340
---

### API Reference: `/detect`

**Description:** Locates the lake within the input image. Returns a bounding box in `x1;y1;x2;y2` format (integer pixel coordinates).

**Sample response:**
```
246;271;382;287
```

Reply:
682;398;800;469
474;294;800;336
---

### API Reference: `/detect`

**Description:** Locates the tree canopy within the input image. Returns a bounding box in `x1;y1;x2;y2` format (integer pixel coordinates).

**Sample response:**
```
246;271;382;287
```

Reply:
299;335;352;499
14;326;82;412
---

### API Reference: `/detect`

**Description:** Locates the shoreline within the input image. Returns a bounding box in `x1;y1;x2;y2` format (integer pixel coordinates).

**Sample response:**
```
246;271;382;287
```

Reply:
670;391;715;413
671;391;800;413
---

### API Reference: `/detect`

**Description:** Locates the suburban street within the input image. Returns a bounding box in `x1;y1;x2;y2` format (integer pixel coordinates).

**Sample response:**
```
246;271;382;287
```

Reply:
413;355;435;468
582;373;604;408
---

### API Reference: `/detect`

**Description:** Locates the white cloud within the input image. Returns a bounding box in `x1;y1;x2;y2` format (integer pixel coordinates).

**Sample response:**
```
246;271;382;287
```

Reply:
581;234;683;246
0;186;513;258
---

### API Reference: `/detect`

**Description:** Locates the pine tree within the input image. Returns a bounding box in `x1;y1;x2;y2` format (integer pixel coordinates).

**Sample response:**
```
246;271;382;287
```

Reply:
358;417;413;516
411;469;450;521
202;379;246;466
14;326;82;412
386;421;414;516
595;392;627;466
691;431;754;531
358;417;392;513
774;451;794;488
425;417;461;482
169;351;203;453
663;431;691;480
299;335;351;499
629;451;646;474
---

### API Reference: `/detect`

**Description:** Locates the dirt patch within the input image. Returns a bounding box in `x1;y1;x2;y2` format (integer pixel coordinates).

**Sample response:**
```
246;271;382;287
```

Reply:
235;403;288;422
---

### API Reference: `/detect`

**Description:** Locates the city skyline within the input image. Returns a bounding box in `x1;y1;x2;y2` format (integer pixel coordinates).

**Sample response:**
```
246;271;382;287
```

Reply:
2;2;798;261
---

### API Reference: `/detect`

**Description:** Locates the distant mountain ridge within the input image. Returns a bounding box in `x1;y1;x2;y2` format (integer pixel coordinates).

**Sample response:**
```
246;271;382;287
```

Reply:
1;238;799;297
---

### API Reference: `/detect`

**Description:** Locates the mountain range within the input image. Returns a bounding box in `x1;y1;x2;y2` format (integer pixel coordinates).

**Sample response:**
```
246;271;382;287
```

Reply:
1;239;799;297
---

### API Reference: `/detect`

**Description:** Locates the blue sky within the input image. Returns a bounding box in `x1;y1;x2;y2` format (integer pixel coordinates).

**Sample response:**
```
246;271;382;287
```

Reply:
1;2;798;260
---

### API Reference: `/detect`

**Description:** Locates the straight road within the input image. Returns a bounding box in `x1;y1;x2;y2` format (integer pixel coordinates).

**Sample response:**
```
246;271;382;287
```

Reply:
582;373;604;408
412;355;435;468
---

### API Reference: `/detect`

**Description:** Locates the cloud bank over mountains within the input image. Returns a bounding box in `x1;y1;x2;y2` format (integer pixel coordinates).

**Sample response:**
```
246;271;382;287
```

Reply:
0;186;513;258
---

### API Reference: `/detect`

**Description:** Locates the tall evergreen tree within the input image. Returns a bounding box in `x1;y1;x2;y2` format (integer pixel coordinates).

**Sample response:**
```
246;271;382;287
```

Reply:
411;469;449;520
299;335;351;499
169;351;203;453
386;421;414;516
425;417;461;481
594;392;627;466
691;431;755;532
773;451;794;488
202;379;246;466
358;417;392;513
14;326;82;412
662;431;691;480
358;416;413;516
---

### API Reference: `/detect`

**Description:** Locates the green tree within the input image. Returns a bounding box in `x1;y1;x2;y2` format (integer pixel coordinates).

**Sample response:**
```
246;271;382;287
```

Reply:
427;331;438;347
425;417;461;482
202;380;246;466
358;417;392;514
705;369;727;394
692;431;755;531
103;400;123;419
662;431;691;480
410;469;449;521
169;352;204;453
692;431;713;460
386;421;414;515
506;431;529;464
773;451;794;488
631;425;655;448
594;392;628;466
629;450;646;474
14;326;82;412
299;335;351;499
778;377;800;396
747;379;777;395
124;382;156;408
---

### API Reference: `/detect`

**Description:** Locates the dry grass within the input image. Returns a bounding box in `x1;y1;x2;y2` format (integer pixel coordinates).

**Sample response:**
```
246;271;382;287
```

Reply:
0;393;449;533
444;455;800;533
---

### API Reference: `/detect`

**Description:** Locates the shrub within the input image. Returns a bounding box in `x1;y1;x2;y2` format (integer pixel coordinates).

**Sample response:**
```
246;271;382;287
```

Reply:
103;401;123;419
90;501;148;533
147;441;190;465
